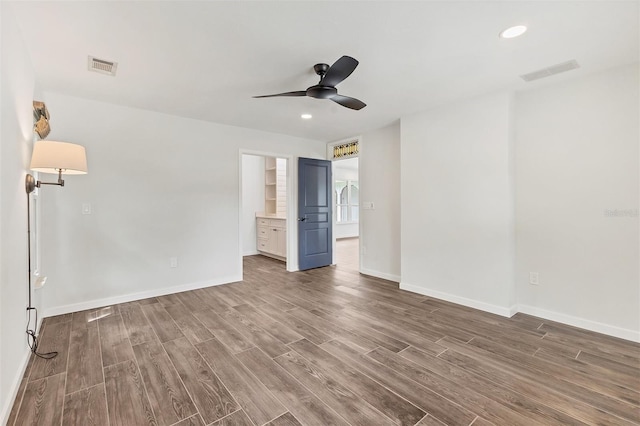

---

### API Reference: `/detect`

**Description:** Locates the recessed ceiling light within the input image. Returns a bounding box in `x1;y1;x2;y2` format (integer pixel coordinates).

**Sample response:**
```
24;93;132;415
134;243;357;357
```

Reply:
500;25;527;39
301;113;312;119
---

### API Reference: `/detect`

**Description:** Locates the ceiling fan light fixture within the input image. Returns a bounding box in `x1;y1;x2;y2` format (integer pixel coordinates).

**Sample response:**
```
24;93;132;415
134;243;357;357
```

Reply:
500;25;527;39
301;113;312;120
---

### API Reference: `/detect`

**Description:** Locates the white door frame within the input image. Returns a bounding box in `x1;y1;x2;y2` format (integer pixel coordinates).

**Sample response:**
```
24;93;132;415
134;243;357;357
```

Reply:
326;136;362;269
238;149;298;275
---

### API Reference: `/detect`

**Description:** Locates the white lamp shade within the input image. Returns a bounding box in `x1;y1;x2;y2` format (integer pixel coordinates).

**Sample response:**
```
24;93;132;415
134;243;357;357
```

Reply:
30;141;88;175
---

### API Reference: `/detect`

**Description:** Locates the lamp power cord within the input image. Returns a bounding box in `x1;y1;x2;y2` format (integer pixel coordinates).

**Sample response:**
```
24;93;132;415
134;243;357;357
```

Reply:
26;189;58;360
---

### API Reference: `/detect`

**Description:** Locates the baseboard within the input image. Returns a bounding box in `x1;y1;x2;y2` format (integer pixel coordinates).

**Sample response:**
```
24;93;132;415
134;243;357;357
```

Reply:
399;281;517;318
41;275;242;318
359;267;400;283
243;250;260;256
0;315;43;425
517;304;640;343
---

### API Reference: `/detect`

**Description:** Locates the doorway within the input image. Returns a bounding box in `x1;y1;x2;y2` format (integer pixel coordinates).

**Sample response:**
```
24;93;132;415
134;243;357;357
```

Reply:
240;152;292;272
332;157;359;272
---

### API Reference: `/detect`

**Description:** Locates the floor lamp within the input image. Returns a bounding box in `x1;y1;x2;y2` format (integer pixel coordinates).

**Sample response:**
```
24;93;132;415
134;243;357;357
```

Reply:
25;141;88;358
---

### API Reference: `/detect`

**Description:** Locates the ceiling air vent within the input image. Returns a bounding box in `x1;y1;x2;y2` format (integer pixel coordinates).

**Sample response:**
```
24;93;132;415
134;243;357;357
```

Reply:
88;56;118;76
520;60;580;82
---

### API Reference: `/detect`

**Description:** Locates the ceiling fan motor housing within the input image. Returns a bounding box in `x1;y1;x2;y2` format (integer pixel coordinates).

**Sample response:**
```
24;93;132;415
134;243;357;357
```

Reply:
306;85;338;99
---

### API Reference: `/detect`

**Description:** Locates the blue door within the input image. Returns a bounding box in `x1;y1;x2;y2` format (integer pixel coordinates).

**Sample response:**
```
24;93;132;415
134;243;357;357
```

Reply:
298;157;333;270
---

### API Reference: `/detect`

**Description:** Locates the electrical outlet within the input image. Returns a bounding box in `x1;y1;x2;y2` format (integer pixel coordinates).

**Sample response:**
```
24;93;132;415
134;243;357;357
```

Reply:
170;257;178;268
529;272;539;285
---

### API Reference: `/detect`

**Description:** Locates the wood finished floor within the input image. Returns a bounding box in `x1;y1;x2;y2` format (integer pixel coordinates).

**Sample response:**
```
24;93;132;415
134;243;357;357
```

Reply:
8;241;640;426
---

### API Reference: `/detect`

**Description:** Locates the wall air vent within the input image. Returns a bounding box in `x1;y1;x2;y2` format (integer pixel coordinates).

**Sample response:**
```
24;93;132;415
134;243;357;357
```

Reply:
88;56;118;76
520;60;580;82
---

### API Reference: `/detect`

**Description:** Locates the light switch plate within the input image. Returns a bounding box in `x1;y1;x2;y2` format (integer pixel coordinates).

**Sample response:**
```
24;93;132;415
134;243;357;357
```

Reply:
82;203;92;215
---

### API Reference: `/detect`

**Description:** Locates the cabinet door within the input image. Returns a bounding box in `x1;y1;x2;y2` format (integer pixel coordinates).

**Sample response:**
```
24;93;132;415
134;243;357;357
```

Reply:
268;228;279;254
276;227;287;257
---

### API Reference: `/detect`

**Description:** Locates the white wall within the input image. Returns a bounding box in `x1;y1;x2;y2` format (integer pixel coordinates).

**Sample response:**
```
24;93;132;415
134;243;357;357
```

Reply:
38;92;325;316
0;3;38;421
400;93;516;315
241;155;265;255
515;64;639;338
360;123;401;281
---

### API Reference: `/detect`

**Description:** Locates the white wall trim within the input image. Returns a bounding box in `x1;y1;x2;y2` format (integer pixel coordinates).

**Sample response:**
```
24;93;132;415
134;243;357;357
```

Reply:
398;281;639;342
41;275;241;318
517;304;640;343
400;281;518;317
0;315;43;425
0;348;30;424
242;250;260;256
360;267;400;283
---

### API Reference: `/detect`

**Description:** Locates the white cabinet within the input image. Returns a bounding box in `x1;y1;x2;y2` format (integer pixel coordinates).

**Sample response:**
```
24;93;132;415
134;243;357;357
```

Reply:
257;218;286;260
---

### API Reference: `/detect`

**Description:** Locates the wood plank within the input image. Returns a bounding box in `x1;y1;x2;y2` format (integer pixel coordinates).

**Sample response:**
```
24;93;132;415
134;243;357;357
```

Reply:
464;336;640;422
140;303;184;343
71;306;116;330
400;346;587;425
98;314;135;367
195;337;286;425
534;348;640;404
236;347;349;426
309;308;409;352
320;339;477;426
193;288;234;312
62;383;109;426
286;307;378;352
266;412;303;426
539;322;640;359
120;303;157;345
366;346;537;425
252;291;297;311
132;339;197;425
415;415;446;426
42;313;72;327
438;337;639;425
138;297;159;305
253;302;331;345
164;303;214;344
577;350;640;378
209;284;246;307
220;308;289;357
104;359;157;426
176;290;217;312
338;305;446;355
234;303;304;344
156;293;183;308
6;377;27;426
66;326;103;394
274;350;397;426
29;321;71;381
163;337;240;424
172;414;206;426
13;373;65;426
289;338;426;425
193;309;254;353
211;410;254;426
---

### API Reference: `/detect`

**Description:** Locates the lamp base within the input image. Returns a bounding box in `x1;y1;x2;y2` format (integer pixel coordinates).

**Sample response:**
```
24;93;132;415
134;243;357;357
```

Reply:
25;174;36;194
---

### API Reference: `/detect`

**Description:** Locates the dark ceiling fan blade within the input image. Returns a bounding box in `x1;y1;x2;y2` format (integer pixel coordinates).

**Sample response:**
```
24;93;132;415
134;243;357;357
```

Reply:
253;91;307;98
331;94;366;110
320;56;359;87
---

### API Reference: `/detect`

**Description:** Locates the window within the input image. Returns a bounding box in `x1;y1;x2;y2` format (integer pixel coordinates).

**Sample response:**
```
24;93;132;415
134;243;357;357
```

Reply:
335;180;359;223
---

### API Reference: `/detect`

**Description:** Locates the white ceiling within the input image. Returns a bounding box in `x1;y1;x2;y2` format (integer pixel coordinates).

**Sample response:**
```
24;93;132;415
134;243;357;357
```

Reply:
9;1;639;142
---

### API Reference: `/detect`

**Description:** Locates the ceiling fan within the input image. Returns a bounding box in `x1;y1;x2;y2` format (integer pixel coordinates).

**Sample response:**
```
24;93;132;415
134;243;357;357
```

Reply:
253;55;366;110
